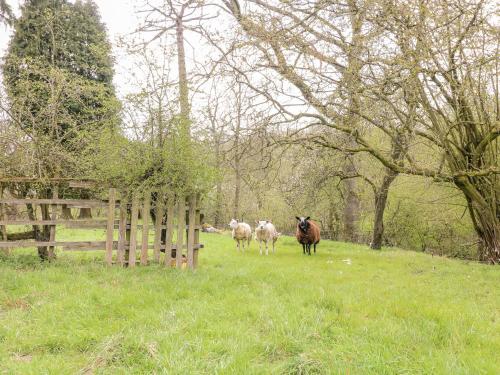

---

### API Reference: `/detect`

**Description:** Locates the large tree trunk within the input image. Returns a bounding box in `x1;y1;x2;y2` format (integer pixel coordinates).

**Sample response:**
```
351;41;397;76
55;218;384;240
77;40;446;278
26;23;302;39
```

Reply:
61;204;73;219
26;204;41;259
40;203;55;260
78;207;92;219
455;176;500;263
327;199;340;240
213;130;224;228
214;180;223;228
175;14;190;131
27;202;53;261
341;1;363;244
370;171;398;249
371;132;405;250
232;85;242;220
233;168;241;219
342;160;360;242
78;191;92;219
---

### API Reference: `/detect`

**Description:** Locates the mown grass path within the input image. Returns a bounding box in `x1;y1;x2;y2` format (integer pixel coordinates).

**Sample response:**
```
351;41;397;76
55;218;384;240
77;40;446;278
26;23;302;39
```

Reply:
1;232;499;374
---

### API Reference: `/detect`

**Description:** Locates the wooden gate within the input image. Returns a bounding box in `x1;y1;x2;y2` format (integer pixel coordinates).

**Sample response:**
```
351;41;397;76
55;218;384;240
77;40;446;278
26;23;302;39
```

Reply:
0;181;203;269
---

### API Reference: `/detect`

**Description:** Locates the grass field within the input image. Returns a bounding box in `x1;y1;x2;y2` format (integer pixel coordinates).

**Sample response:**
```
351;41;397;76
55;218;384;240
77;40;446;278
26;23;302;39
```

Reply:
1;230;499;374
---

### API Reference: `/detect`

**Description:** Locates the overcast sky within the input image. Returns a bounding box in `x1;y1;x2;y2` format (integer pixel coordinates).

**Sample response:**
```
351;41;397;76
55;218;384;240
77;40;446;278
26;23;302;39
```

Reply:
0;0;141;97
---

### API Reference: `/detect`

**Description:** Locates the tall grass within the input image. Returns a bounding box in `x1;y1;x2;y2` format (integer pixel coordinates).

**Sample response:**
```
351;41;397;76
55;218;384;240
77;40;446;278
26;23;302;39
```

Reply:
1;231;499;374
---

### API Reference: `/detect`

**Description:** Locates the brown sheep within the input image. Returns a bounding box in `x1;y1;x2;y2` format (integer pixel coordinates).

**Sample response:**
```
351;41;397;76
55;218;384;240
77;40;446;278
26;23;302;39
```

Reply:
295;216;321;255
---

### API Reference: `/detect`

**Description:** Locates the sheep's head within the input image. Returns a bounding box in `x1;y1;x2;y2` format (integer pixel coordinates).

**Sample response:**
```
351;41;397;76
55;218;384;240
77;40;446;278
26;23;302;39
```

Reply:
296;216;310;232
256;220;269;230
229;219;238;229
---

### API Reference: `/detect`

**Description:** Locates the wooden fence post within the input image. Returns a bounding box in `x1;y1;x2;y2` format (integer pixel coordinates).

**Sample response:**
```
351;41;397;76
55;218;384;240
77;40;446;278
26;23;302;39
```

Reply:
128;195;139;268
117;196;128;266
153;198;164;263
141;190;151;265
105;188;116;266
187;194;196;269
0;184;8;255
48;186;58;260
176;197;185;268
164;198;174;266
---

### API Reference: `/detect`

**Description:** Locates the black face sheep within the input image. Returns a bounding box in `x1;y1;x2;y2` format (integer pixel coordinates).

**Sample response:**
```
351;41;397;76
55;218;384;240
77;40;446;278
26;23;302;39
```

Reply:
295;216;321;255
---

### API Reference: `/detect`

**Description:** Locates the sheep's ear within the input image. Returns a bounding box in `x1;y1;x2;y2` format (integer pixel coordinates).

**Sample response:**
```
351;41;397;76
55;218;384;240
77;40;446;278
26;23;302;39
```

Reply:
305;216;310;221
295;216;301;221
255;220;259;224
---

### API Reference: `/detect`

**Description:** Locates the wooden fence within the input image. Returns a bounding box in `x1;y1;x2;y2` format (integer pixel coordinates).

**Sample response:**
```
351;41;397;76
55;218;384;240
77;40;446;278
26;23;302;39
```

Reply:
0;185;203;269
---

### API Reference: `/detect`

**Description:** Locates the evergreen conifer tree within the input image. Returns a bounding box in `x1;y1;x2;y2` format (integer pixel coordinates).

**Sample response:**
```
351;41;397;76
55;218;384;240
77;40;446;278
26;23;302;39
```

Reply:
2;0;120;232
3;0;119;149
0;0;12;24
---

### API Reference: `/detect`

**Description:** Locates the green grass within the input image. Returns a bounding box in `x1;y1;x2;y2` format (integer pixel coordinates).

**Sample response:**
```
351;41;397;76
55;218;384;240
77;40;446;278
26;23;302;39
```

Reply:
1;230;499;374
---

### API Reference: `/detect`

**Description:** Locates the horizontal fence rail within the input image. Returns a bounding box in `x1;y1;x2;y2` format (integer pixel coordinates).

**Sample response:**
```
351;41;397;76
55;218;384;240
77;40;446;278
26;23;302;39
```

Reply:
0;199;109;208
0;220;202;230
0;241;204;251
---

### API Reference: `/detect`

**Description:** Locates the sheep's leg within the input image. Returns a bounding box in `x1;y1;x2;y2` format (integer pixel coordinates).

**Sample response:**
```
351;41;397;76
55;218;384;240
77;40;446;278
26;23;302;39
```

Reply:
272;240;275;254
307;243;311;256
242;239;245;252
302;243;306;254
259;240;262;255
236;239;240;251
314;243;317;254
265;241;269;256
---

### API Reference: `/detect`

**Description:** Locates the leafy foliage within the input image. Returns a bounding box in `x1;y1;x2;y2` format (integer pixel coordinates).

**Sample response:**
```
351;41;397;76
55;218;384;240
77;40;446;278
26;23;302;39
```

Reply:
84;115;216;197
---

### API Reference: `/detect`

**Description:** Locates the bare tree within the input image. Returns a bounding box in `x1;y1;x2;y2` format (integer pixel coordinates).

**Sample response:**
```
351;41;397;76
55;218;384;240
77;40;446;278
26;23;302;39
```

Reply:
204;82;230;227
367;0;499;260
137;0;217;135
224;0;499;262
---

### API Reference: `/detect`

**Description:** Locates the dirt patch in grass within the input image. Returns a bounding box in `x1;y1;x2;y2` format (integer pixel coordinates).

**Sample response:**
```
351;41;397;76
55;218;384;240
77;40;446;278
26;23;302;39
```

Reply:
79;335;124;374
12;353;33;362
2;298;31;311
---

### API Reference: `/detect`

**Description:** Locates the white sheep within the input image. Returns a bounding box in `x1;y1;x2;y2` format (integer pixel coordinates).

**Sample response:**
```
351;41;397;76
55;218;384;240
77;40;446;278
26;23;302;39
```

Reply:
255;220;279;255
228;219;252;252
